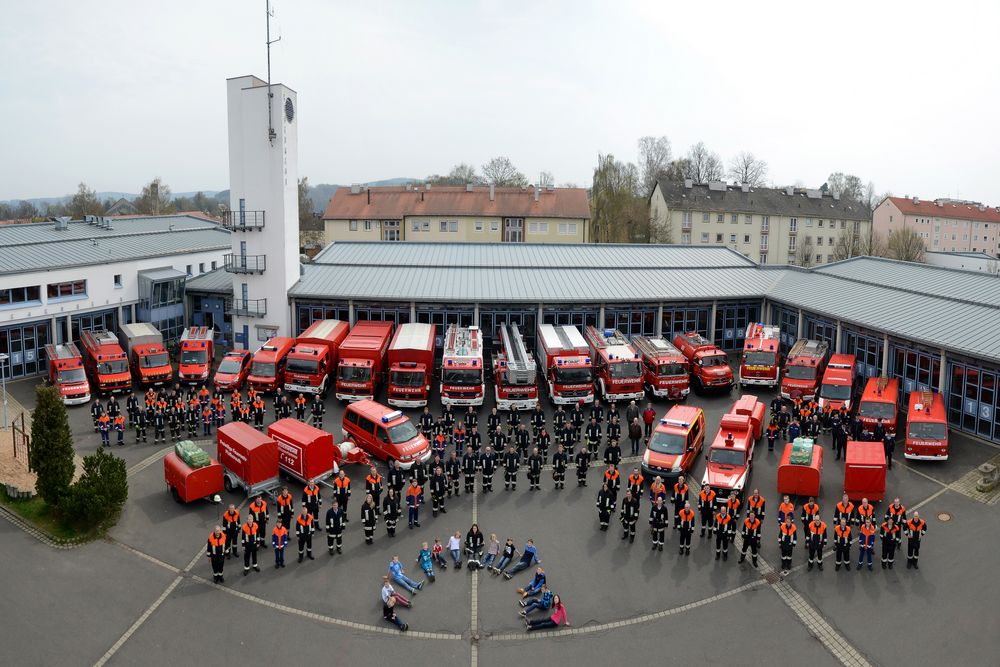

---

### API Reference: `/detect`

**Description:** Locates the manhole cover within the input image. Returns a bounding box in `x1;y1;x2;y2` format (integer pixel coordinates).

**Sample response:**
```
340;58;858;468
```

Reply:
937;512;952;522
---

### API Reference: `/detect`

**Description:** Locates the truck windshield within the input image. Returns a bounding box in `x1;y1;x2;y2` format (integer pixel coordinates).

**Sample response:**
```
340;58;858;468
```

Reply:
785;365;816;380
98;360;128;374
907;422;947;440
609;361;641;379
391;370;424;387
141;353;169;368
181;349;208;365
442;369;482;386
820;383;851;400
217;359;242;374
709;447;745;465
701;355;728;368
742;351;775;367
555;367;591;384
387;421;420;443
287;358;319;374
657;363;687;377
647;432;685;455
338;366;371;382
252;362;276;377
58;368;86;383
858;401;895;420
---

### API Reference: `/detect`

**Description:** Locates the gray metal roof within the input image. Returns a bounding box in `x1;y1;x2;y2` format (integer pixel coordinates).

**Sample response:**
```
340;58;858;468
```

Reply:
767;269;1000;363
0;214;219;247
815;256;1000;308
185;267;234;294
311;241;755;269
656;180;870;221
0;226;230;275
139;267;187;281
291;264;776;303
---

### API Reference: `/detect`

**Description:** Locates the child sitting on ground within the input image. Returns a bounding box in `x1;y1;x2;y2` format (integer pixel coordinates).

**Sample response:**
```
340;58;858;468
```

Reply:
417;542;436;581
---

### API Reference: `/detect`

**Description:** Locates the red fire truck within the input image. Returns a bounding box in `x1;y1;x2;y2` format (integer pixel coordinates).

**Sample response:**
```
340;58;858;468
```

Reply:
492;323;538;411
536;324;593;405
440;325;486;406
904;390;949;461
284;319;350;397
386;323;436;408
738;323;781;388
119;323;173;387
780;339;830;400
632;336;689;400
857;377;900;439
335;320;394;402
701;405;757;505
584;327;644;403
818;354;858;412
178;327;214;385
673;331;734;393
43;343;91;405
247;336;295;394
80;330;131;395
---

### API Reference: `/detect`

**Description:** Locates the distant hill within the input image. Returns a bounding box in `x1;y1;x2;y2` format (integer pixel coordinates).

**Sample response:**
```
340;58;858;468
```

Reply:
1;191;224;208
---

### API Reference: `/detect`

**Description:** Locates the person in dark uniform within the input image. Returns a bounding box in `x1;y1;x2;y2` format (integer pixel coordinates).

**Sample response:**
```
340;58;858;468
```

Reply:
575;445;590;486
295;504;315;562
905;511;927;569
596;482;614;531
222;504;240;558
388;460;405;495
537;427;551;461
880;517;900;569
480;446;497;493
806;516;828;571
276;486;294;529
603;437;622;468
465;406;478;432
551;444;568;489
738;510;762;568
833;518;852;571
776;405;791;439
302;482;322;531
206;526;227;583
606;416;621;452
671;476;689;530
430;466;448;516
310;394;325;429
778;515;797;574
677;501;695;555
553;405;567;434
125;392;138;429
135;407;148;444
419;407;434;441
361;494;379;545
506;406;520;435
570;402;585;439
698;484;715;538
531;404;545;444
382;488;401;538
714;506;734;561
153;408;166;444
619;489;640;543
445;450;461;497
649;497;668;551
503;446;520;491
883;431;895;470
91;398;104;432
526;447;543;490
242;515;260;576
486;407;501;441
585;418;601;455
326;499;346;554
462;446;478;494
468;425;482;454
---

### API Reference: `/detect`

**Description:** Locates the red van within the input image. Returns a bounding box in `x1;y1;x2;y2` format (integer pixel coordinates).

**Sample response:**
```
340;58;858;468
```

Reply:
341;399;431;470
857;377;900;439
904;390;948;461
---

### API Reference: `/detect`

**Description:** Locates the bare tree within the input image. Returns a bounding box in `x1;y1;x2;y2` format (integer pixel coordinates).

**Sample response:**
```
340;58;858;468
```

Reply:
637;135;673;196
69;182;102;218
887;228;926;262
663;158;690;181
427;163;481;186
684;142;724;183
795;237;816;267
727;152;769;187
826;172;865;203
134;178;174;215
480;156;528;187
538;171;555;188
591;153;647;243
833;226;887;260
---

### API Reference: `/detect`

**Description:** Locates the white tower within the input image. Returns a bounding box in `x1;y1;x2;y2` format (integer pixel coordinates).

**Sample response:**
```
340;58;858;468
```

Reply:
224;75;299;347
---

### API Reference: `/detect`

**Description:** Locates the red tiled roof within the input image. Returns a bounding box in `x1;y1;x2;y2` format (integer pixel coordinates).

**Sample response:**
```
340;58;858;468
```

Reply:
323;185;591;221
889;197;1000;224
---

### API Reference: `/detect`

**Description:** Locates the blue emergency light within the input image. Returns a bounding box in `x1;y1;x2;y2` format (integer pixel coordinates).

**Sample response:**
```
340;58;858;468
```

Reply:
382;410;403;423
604;329;614;337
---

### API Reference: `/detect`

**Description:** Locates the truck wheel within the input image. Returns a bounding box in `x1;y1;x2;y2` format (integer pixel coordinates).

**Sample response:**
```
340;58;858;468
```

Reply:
223;475;234;492
170;486;182;503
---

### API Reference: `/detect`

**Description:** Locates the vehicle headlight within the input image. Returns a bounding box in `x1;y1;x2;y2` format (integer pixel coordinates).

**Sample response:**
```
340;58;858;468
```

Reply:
642;450;650;466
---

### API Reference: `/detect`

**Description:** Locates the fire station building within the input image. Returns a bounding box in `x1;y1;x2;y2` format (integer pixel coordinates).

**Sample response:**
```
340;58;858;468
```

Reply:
285;241;1000;447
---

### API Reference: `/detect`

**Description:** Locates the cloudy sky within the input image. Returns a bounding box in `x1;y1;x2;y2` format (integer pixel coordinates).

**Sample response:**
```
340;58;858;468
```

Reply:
2;0;998;202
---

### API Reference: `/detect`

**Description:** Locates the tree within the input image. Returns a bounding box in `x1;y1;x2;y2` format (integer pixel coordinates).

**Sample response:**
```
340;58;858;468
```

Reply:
637;135;673;196
832;226;887;260
480;156;528;187
662;158;691;181
590;153;648;243
63;448;128;526
28;385;76;506
794;237;816;268
297;177;313;226
683;142;724;183
69;182;102;218
826;172;865;203
134;177;174;215
0;200;38;220
426;163;481;186
887;228;926;263
538;170;555;188
727;152;769;187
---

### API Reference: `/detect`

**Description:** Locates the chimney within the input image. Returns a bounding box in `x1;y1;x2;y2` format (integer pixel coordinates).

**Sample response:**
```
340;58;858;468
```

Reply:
489;184;495;201
785;186;795;196
534;186;540;202
912;196;919;205
350;183;361;194
683;179;693;189
54;216;70;231
740;183;749;193
466;183;473;192
367;189;371;205
406;183;412;191
979;204;986;212
425;183;431;190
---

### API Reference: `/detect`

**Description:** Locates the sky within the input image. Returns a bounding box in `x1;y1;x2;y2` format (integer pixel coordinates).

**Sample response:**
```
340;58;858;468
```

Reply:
1;0;999;202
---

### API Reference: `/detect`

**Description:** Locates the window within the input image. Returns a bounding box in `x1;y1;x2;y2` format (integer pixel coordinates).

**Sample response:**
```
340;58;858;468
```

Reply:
817;237;823;246
185;265;193;276
840;220;846;229
717;213;724;223
731;213;738;224
0;285;41;307
854;222;861;233
759;254;767;264
805;235;812;245
828;237;834;246
502;218;524;243
815;254;822;263
411;220;420;232
475;220;484;232
760;236;768;250
702;212;710;222
743;234;751;244
729;234;737;244
681;232;691;244
114;274;123;288
440;221;448;232
382;220;400;241
789;218;798;232
558;223;578;236
743;215;751;224
715;233;723;243
349;220;358;231
529;221;549;234
683;212;693;224
827;255;833;263
818;219;824;227
788;237;797;251
490;221;499;232
422;221;430;231
701;232;710;243
806;218;814;227
449;221;458;232
211;261;217;270
198;263;205;274
761;216;770;232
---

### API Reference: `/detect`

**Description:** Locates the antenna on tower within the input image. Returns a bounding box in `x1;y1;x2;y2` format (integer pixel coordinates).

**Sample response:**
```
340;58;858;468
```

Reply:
266;0;281;145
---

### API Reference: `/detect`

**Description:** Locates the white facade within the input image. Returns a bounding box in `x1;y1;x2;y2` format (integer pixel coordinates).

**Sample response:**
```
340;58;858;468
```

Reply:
225;75;300;347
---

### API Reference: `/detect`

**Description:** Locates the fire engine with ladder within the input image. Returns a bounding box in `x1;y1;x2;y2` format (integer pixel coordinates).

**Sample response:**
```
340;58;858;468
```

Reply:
492;324;538;411
584;326;645;402
440;325;485;406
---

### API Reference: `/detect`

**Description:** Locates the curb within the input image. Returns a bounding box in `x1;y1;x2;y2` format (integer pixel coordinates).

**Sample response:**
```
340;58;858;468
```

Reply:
0;503;93;550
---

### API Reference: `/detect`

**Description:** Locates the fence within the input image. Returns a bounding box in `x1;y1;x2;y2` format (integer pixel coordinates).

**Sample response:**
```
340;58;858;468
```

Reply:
12;412;31;471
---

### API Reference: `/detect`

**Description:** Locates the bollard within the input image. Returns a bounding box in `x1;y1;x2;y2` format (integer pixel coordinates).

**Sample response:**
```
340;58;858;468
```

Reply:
976;462;999;493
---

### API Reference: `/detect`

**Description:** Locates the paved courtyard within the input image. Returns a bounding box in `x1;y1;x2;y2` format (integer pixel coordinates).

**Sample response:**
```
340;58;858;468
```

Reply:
1;375;998;667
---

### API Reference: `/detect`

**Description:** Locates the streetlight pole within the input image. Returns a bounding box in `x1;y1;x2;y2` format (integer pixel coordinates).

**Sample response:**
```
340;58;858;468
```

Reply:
0;353;8;430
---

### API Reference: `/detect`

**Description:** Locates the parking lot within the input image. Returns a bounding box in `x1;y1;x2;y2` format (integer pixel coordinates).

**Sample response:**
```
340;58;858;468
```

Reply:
2;374;998;667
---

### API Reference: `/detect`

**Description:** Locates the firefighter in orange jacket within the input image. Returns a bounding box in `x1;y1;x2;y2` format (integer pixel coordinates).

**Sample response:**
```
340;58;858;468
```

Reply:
881;517;901;569
833;518;852;571
206;526;227;583
406;480;423;528
296;504;314;562
856;497;875;526
857;517;877;571
677;502;696;556
905;511;927;569
698;484;716;537
833;494;856;526
272;521;289;568
302;482;322;531
333;470;352;517
747;488;765;523
777;495;795;526
366;466;384;513
627;469;644;498
222;504;240;558
294;394;307;421
738;510;762;568
800;497;820;531
671;476;689;529
714;506;734;561
98;413;111;447
778;515;797;574
113;414;125;446
241;515;260;576
249;494;269;547
807;516;828;571
276;486;294;529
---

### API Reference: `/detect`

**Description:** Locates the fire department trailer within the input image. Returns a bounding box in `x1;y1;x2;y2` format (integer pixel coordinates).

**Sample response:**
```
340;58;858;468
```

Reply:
163;452;224;504
777;439;824;497
216;422;281;497
268;418;371;486
843;440;886;502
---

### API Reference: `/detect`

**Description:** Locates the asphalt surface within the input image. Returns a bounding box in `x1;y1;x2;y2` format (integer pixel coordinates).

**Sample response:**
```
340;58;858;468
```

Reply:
2;373;998;666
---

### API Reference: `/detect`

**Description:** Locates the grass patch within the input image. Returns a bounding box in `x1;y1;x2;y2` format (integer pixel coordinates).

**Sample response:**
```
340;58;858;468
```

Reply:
0;487;106;543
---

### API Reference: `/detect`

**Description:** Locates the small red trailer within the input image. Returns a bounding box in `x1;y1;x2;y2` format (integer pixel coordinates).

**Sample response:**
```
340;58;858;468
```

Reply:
163;452;223;504
777;439;824;497
843;440;886;502
217;422;281;496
